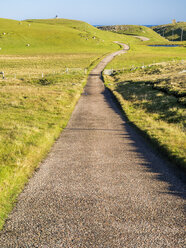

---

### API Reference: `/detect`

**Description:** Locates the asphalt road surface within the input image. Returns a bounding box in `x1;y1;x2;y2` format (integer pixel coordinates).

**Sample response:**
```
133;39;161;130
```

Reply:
133;36;150;41
0;44;185;248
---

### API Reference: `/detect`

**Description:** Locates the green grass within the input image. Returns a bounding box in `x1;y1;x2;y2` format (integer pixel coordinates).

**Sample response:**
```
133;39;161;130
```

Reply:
100;24;186;71
0;53;107;79
0;18;136;55
0;72;86;227
152;22;186;41
106;44;186;69
104;61;186;169
100;24;186;70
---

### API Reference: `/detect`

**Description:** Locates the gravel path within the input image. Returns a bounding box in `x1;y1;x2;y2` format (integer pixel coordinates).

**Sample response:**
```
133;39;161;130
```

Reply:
133;36;150;41
0;44;185;248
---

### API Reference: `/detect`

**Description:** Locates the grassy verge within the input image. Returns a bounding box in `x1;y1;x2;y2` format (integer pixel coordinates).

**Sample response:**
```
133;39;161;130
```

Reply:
0;72;85;228
104;61;186;170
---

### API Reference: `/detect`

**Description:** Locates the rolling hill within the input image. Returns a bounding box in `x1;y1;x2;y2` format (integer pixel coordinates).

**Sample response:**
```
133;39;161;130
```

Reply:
152;22;186;41
97;25;166;42
0;18;129;55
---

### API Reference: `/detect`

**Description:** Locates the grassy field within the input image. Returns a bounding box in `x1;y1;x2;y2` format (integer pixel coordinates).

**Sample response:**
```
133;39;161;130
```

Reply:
0;53;106;80
0;18;135;55
106;44;186;69
0;72;86;225
152;22;186;41
104;61;186;169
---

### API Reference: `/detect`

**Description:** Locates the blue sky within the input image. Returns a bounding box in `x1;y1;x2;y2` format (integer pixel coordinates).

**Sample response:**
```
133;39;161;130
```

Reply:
0;0;185;25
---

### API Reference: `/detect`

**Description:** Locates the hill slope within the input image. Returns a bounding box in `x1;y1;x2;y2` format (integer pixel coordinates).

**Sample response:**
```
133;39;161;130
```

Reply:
0;18;130;55
152;22;186;41
98;25;166;42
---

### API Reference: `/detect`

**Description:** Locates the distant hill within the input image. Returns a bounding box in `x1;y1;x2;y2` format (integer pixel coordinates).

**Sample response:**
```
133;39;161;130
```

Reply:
152;22;186;41
97;25;166;42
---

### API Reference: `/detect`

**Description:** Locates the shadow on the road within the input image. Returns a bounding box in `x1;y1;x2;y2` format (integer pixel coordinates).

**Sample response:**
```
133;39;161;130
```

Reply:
102;87;186;200
88;74;101;77
65;128;125;132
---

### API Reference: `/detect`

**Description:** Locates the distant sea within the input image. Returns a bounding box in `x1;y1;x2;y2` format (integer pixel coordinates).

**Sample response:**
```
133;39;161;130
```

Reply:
94;25;157;27
93;25;104;27
144;25;156;27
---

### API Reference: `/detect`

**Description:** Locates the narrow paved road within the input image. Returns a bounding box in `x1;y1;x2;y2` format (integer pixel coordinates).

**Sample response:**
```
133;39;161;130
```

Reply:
0;44;185;248
133;36;150;41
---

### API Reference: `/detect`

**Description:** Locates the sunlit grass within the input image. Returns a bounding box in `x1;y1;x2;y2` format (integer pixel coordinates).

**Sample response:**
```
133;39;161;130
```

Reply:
104;61;186;169
106;45;186;69
0;70;87;228
99;24;166;42
0;18;135;55
0;53;104;80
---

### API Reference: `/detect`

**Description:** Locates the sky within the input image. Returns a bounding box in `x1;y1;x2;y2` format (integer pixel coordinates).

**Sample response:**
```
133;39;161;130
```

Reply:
0;0;185;25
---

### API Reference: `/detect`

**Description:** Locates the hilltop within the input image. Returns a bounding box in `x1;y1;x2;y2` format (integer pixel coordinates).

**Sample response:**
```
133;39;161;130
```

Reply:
97;25;166;42
152;22;186;41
